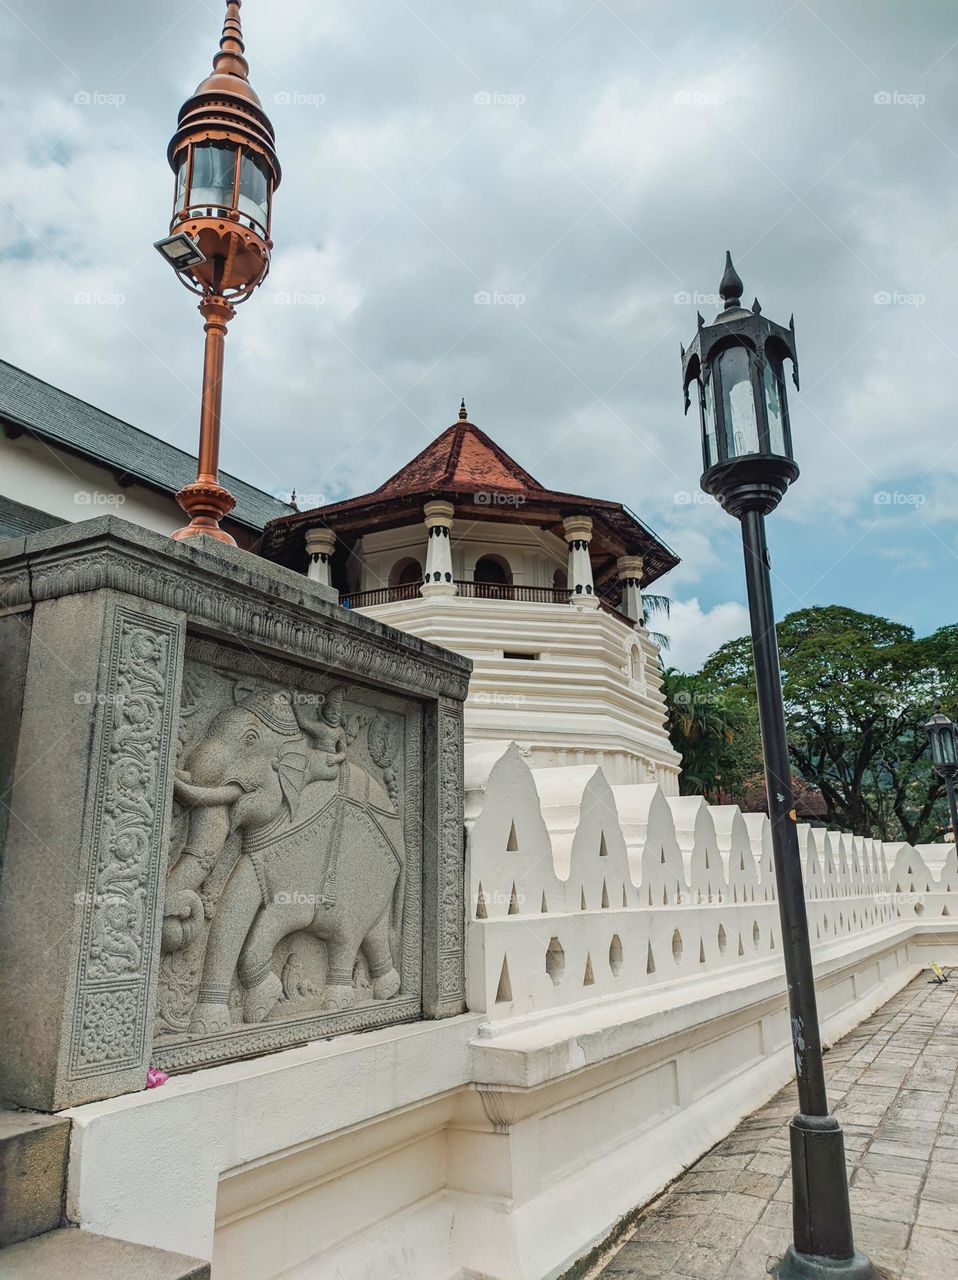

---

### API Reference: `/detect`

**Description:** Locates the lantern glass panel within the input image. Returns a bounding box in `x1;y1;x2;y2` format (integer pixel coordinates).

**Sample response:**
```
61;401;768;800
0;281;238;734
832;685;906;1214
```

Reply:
189;142;237;210
174;153;188;212
763;354;788;456
718;344;760;457
238;150;270;224
932;719;958;767
700;375;718;468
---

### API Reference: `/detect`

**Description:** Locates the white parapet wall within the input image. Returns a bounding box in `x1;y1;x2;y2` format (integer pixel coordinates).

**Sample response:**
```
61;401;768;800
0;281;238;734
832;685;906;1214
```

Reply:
64;741;958;1280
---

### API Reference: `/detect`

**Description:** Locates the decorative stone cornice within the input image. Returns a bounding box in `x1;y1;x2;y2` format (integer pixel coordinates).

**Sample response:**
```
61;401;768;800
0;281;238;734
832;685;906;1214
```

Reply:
305;526;336;558
616;554;644;580
0;517;471;702
423;499;455;529
561;515;593;544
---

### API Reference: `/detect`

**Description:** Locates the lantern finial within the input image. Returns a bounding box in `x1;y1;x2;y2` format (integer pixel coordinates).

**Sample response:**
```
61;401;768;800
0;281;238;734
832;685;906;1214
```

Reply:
160;0;280;547
459;398;468;421
211;1;249;83
719;251;744;311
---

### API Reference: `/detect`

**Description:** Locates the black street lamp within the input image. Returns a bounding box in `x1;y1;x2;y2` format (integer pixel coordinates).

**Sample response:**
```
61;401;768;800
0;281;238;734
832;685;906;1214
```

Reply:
681;254;875;1280
925;702;958;842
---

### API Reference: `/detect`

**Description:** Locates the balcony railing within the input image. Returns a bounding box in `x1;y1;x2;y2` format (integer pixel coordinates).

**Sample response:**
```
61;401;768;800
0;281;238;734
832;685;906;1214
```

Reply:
342;583;421;608
342;581;637;628
597;596;637;626
454;581;572;604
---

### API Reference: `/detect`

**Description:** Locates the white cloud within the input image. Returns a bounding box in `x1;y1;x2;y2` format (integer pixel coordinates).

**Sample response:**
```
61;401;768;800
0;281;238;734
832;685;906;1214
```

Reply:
662;597;750;672
0;1;956;637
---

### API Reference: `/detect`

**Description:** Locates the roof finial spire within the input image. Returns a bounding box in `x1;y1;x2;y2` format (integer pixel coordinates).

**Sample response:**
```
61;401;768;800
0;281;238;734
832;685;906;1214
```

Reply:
212;0;249;82
719;250;743;311
459;397;468;421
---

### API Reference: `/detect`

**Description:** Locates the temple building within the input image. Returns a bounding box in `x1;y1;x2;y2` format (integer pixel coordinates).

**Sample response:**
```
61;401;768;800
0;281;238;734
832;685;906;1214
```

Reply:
0;359;291;547
263;403;682;789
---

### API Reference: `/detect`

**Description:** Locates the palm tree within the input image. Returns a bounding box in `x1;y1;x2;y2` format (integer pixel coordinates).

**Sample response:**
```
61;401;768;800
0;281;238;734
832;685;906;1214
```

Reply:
641;592;670;650
661;668;746;800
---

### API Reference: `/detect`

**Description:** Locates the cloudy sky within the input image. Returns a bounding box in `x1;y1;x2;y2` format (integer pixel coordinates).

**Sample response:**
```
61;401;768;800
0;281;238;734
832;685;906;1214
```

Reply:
1;0;955;669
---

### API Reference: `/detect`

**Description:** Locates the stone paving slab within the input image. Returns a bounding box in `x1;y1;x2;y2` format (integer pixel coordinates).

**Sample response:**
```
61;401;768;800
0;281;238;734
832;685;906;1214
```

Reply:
577;971;958;1280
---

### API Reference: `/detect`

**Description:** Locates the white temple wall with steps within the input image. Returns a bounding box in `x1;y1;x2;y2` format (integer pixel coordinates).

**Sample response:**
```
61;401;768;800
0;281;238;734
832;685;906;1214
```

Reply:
360;595;681;790
64;741;958;1280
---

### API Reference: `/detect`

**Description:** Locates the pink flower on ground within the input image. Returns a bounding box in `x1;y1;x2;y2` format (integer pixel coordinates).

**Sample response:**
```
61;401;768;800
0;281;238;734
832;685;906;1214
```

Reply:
146;1067;169;1089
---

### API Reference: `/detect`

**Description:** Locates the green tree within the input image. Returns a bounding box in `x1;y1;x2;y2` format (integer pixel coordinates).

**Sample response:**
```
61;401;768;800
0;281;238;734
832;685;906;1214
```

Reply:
661;668;760;802
700;607;958;843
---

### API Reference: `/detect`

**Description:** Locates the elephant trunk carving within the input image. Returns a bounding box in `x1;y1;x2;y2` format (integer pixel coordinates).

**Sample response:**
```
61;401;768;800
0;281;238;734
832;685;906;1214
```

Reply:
161;687;406;1036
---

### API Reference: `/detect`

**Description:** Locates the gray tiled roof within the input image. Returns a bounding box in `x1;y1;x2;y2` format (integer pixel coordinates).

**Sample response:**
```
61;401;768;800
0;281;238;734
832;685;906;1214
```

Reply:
0;359;293;532
0;495;64;539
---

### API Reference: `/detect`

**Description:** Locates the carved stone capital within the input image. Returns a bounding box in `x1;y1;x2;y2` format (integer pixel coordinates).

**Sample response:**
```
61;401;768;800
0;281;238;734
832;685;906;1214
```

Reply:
562;515;593;544
305;526;336;558
478;1087;521;1133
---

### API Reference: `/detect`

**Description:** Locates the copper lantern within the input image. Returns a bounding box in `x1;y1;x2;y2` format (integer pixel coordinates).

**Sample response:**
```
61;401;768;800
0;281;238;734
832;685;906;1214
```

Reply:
155;0;281;544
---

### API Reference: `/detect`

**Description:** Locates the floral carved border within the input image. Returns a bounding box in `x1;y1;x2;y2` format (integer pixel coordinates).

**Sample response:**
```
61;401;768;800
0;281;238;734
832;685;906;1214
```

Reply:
68;606;180;1079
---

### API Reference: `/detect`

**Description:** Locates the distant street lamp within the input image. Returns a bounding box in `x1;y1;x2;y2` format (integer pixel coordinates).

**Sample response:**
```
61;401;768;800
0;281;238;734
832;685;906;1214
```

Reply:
155;0;281;545
926;701;958;842
681;255;875;1280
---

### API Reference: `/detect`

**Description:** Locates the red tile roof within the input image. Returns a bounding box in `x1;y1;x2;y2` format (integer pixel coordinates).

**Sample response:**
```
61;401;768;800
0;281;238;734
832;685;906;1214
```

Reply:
263;414;680;587
373;420;544;497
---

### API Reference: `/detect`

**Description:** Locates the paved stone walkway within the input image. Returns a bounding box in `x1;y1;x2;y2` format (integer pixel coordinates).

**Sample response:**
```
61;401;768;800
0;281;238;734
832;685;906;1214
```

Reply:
581;971;958;1280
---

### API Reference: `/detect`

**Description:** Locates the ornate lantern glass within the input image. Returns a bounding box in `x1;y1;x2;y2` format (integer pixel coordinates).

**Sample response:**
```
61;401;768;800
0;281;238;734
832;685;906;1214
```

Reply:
682;254;801;515
155;0;281;546
171;140;273;237
926;704;958;772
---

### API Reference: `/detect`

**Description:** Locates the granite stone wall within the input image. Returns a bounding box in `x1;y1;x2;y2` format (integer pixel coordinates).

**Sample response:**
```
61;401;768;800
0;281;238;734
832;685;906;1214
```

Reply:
0;517;470;1107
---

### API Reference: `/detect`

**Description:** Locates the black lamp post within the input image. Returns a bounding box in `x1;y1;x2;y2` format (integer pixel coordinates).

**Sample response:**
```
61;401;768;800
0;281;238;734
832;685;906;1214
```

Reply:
926;702;958;842
681;254;875;1280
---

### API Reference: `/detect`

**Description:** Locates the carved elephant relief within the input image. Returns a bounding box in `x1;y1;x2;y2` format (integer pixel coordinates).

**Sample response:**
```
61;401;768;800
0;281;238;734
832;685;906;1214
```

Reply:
156;678;408;1038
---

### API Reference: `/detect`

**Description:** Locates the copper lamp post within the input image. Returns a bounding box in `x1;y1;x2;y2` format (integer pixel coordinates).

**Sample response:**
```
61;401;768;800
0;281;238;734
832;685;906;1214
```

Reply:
155;0;281;545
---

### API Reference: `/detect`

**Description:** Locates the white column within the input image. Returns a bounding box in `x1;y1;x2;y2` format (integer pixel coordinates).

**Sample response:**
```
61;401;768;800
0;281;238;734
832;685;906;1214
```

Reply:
305;527;336;592
563;515;599;609
421;500;457;597
617;554;644;626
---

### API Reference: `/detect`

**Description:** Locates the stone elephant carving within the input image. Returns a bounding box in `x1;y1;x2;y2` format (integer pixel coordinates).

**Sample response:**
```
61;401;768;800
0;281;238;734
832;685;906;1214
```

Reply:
162;687;405;1035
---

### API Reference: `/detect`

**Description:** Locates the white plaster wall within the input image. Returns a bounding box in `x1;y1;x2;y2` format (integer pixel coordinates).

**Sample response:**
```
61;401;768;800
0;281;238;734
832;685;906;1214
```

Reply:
63;742;957;1280
0;432;182;535
361;594;681;790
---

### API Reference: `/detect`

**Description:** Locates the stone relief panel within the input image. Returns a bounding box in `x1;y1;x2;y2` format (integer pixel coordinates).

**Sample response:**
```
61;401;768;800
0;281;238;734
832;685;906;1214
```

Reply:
154;638;422;1070
70;607;181;1080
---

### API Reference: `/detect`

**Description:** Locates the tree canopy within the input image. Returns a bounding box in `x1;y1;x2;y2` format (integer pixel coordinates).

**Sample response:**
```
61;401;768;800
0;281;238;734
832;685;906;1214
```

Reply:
666;606;957;843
